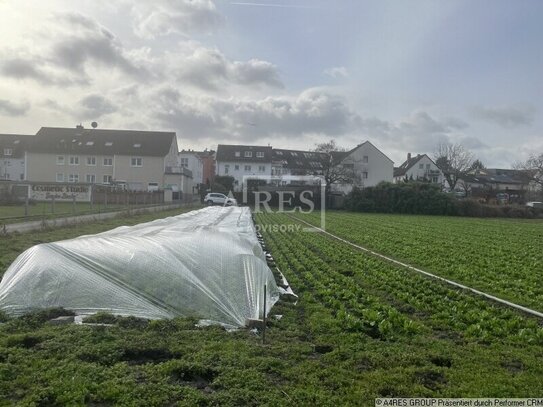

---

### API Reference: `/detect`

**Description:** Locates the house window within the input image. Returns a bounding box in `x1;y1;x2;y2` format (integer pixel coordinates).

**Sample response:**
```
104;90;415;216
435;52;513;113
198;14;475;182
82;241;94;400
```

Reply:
103;175;113;184
419;163;424;169
235;151;240;157
103;157;113;166
258;165;265;172
426;164;431;169
19;173;24;180
235;165;239;170
86;156;96;166
56;173;64;182
57;156;65;165
180;158;189;167
224;164;229;174
362;172;368;179
131;157;143;167
244;165;251;171
362;155;368;163
69;156;79;165
244;151;252;158
68;174;79;183
432;176;439;183
4;148;13;156
256;152;264;158
86;174;96;183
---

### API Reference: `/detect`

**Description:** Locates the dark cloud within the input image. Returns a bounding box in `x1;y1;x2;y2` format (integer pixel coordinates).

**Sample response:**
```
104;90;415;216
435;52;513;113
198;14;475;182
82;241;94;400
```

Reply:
471;105;535;128
0;54;89;86
51;13;147;78
0;99;30;116
77;94;117;119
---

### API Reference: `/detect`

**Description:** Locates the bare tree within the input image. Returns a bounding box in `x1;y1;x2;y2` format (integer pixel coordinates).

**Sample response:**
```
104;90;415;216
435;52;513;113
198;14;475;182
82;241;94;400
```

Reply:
313;140;357;205
513;152;543;189
434;142;474;191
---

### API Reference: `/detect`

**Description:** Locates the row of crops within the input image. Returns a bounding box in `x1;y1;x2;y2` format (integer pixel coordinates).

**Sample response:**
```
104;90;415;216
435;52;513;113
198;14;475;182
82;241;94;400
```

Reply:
299;211;543;312
255;212;543;395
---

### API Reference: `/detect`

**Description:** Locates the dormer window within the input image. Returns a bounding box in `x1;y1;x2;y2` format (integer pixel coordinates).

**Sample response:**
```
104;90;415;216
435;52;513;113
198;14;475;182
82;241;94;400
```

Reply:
256;152;264;158
105;142;113;146
235;151;240;157
244;151;252;158
4;148;13;156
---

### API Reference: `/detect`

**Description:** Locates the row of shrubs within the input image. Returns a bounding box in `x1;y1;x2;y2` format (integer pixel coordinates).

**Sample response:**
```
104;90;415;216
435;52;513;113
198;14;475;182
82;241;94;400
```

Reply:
344;182;543;218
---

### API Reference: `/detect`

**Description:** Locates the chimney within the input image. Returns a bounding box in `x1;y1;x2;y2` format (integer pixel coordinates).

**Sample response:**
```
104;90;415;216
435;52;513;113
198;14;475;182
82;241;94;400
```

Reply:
407;152;411;161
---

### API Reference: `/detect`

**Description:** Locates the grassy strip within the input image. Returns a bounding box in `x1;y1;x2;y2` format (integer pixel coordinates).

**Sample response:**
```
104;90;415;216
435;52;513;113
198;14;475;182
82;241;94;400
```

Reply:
0;202;167;224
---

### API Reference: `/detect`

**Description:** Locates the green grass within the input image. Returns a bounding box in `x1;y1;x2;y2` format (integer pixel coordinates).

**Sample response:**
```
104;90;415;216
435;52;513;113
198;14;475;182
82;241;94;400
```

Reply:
0;202;160;224
300;211;543;312
0;210;542;405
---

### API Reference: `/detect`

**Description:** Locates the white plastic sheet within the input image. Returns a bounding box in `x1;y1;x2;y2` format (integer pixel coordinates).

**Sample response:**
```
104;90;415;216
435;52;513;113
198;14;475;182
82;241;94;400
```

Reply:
0;206;282;327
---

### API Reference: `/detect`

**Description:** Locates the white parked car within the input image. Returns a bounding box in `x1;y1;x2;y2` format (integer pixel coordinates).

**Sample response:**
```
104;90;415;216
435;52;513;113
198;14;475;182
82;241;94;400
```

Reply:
526;201;543;209
204;193;237;206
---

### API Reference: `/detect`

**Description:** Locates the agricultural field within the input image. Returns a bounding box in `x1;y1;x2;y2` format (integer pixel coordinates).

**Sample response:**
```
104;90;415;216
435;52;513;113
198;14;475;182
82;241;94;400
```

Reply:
0;209;542;405
301;211;543;312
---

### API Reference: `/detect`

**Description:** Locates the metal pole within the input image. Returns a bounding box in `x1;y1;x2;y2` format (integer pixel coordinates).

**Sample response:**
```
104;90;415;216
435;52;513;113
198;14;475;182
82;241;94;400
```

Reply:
24;195;29;217
262;284;267;345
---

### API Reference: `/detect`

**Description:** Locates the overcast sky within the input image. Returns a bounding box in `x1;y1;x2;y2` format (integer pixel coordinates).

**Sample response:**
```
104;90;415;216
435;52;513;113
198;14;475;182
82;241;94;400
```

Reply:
0;0;541;167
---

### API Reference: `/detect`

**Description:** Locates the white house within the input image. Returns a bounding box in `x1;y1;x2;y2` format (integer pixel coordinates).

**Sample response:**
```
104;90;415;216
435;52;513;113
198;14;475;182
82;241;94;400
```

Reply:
393;153;443;185
0;134;30;181
332;141;394;194
179;150;204;186
215;145;273;191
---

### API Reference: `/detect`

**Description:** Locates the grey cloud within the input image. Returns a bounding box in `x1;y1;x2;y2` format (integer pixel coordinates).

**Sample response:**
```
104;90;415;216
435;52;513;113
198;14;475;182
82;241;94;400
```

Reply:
471;105;535;128
0;13;147;87
150;87;359;142
0;99;30;116
51;14;147;78
133;0;223;39
0;57;51;84
232;59;283;88
78;94;117;119
174;46;283;90
0;52;90;86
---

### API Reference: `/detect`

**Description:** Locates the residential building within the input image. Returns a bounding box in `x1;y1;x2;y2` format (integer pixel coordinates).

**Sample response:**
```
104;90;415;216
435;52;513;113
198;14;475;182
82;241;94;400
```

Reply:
458;168;531;201
331;141;394;194
179;150;204;192
393;153;444;185
0;134;31;181
195;149;216;186
26;125;186;192
272;149;328;180
215;145;273;191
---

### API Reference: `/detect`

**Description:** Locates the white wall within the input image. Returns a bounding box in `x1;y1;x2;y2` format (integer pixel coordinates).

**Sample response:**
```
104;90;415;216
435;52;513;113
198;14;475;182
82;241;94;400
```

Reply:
179;152;204;184
0;157;25;181
334;142;393;194
216;161;272;191
394;155;443;185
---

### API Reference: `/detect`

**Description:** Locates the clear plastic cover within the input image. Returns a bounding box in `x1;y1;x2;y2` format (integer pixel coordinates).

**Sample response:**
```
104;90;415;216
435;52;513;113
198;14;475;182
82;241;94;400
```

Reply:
0;206;281;327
